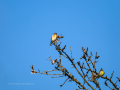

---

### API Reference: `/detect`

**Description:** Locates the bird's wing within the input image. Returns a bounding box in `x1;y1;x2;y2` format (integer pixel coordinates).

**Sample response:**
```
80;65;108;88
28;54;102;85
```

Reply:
51;36;52;41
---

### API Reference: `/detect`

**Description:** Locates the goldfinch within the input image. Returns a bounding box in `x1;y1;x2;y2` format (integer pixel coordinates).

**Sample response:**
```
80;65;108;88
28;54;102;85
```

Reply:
50;33;57;45
98;68;104;77
51;60;55;64
31;69;35;74
30;65;36;74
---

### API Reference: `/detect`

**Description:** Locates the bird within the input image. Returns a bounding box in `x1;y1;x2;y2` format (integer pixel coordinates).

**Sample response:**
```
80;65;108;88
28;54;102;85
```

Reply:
50;33;57;45
31;69;36;74
98;68;104;77
30;65;36;74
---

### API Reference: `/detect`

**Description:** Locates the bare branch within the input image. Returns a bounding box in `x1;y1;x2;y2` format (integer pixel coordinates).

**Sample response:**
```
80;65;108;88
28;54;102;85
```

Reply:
60;78;69;87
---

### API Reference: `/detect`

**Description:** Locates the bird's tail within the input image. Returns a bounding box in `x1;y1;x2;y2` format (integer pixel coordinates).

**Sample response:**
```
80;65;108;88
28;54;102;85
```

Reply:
50;42;52;46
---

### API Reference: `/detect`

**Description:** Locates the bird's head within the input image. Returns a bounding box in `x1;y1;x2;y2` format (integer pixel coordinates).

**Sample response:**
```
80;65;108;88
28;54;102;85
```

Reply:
100;68;103;71
54;33;57;35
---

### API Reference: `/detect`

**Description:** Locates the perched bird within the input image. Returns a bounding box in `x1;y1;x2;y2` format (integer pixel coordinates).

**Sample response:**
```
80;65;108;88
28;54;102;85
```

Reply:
31;69;36;74
50;33;57;45
98;68;104;77
51;60;55;65
30;65;36;74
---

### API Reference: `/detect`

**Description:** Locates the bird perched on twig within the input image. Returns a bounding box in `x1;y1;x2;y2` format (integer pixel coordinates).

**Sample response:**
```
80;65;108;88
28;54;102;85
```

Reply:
30;65;36;74
50;33;58;45
98;68;104;76
97;68;105;78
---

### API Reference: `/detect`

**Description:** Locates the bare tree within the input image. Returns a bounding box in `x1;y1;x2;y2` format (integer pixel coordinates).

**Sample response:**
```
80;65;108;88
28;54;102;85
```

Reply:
30;34;120;90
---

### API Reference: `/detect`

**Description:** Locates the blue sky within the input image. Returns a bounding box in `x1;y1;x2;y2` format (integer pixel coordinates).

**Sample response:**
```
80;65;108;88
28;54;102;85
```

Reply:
0;0;120;90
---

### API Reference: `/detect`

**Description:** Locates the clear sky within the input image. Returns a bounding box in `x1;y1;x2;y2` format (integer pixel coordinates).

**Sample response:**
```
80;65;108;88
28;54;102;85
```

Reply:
0;0;120;90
